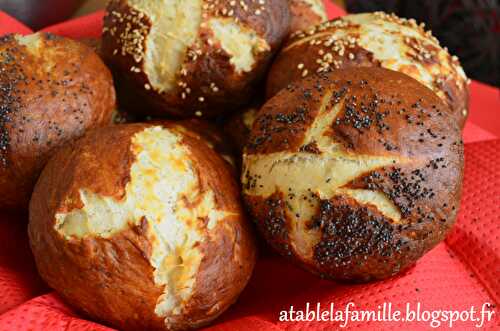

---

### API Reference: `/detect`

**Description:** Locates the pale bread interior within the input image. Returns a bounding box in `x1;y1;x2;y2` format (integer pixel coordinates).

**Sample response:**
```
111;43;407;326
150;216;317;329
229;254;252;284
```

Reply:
15;33;42;51
242;93;406;260
129;0;203;93
285;13;468;114
120;0;270;93
209;18;270;73
55;126;233;326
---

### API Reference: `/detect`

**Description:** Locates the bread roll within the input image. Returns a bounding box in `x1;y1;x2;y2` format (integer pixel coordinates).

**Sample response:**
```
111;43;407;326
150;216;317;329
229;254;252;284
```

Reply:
102;0;290;118
29;123;256;330
267;12;469;128
243;67;464;281
0;33;115;210
288;0;327;32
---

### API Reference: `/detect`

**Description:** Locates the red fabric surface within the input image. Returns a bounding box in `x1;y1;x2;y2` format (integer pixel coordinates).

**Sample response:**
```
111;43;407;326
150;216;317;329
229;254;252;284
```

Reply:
40;11;105;39
0;2;499;330
0;12;32;35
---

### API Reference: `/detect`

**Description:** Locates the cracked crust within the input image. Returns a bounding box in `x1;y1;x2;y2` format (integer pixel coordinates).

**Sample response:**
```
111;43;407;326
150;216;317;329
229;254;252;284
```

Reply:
267;12;469;128
102;0;290;118
243;67;464;281
29;123;256;330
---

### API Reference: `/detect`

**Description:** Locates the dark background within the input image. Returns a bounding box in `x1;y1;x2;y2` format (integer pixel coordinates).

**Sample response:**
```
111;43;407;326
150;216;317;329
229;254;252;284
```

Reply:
345;0;500;87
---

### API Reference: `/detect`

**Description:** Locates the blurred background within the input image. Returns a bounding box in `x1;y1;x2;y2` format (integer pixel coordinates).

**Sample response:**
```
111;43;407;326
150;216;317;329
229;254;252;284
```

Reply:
0;0;498;86
343;0;499;87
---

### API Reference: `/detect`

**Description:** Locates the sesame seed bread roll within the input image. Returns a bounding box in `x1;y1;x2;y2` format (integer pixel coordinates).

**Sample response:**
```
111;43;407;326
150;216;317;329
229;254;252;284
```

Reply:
29;123;256;331
0;33;115;211
102;0;290;118
288;0;327;32
244;67;464;282
266;12;470;128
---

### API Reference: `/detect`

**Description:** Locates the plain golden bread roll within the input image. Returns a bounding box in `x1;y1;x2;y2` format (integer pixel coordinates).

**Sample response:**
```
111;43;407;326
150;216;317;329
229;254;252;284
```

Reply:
0;33;116;211
29;123;256;331
223;106;259;154
102;0;290;118
266;12;469;128
243;68;464;282
288;0;327;32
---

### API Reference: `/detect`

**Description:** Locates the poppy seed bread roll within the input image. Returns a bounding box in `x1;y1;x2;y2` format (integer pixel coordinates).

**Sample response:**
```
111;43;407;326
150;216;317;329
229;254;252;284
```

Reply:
102;0;290;118
267;12;469;128
29;123;256;330
0;33;115;211
244;67;464;281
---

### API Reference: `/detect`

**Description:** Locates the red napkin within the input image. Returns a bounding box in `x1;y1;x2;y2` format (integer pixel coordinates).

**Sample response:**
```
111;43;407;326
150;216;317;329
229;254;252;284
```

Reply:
0;2;498;330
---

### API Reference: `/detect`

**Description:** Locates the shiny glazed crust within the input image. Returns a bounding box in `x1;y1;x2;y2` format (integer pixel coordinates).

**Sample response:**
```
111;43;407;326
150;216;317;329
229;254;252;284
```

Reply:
102;0;290;118
0;33;116;210
244;67;464;281
266;12;469;128
29;123;256;330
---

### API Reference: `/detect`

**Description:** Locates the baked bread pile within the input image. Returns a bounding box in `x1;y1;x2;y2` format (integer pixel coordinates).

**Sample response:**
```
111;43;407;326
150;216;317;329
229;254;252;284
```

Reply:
102;0;290;118
0;2;469;330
